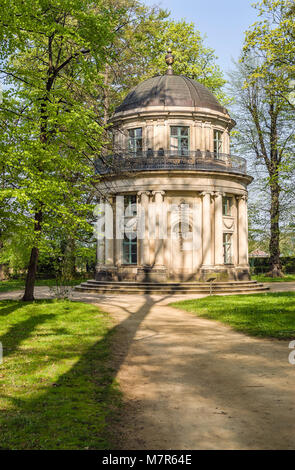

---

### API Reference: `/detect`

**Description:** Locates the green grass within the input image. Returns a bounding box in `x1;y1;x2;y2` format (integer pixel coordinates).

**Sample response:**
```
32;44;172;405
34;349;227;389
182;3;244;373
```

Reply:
0;278;87;293
0;300;120;449
252;274;295;283
171;292;295;339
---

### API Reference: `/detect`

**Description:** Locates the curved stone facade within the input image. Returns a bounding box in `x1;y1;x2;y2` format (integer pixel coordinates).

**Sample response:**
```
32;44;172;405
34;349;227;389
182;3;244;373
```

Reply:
95;74;252;282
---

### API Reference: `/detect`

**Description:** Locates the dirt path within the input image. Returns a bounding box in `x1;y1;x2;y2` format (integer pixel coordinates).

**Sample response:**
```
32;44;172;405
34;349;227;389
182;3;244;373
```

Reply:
88;293;295;450
1;285;295;449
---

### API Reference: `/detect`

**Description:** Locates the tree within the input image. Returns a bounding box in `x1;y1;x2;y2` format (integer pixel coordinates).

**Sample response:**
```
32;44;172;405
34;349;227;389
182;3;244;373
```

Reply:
239;0;295;276
0;0;124;300
94;3;228;124
0;0;229;298
243;0;295;108
229;57;295;276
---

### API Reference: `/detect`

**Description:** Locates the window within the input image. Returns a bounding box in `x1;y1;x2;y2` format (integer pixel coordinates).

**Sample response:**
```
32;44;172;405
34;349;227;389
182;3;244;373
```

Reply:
128;128;142;155
124;195;137;214
170;126;189;155
214;130;223;157
123;195;137;264
223;233;232;264
222;196;232;216
123;234;137;264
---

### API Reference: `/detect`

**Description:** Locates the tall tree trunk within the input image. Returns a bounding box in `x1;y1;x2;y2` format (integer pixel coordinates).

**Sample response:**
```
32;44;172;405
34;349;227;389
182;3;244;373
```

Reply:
268;181;282;277
268;103;282;277
22;210;42;301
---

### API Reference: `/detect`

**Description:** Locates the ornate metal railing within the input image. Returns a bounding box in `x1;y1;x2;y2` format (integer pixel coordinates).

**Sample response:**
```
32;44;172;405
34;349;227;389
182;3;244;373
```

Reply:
95;150;247;176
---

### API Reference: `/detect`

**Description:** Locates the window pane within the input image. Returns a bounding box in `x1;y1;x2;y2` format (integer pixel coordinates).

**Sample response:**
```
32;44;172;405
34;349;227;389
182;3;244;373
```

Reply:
170;137;178;151
131;251;137;264
136;138;142;152
128;128;142;154
222;197;232;216
170;126;190;153
123;244;129;264
181;127;189;136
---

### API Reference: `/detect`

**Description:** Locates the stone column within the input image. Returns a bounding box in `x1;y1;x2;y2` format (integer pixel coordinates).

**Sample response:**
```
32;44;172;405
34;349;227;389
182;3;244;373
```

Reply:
201;192;213;267
237;195;248;266
138;191;150;266
213;192;224;265
192;195;202;270
232;196;238;266
96;199;105;267
105;197;114;266
227;129;230;155
152;190;166;266
195;121;202;151
204;122;211;151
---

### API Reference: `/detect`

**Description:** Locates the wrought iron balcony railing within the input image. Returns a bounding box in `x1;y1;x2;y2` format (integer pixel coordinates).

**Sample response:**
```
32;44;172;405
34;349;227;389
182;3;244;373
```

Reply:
95;150;247;176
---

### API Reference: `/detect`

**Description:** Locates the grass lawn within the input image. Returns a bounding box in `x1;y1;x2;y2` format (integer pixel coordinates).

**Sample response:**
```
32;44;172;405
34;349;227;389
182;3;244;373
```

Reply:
252;274;295;283
171;292;295;339
0;299;120;449
0;278;87;293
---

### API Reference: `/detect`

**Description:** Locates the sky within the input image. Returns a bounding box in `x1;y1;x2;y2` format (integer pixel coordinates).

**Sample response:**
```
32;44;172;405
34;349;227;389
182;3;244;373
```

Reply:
143;0;259;75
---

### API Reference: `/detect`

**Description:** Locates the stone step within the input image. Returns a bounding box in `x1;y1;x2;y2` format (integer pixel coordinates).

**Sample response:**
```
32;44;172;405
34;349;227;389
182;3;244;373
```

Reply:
79;282;265;290
75;285;269;295
81;280;261;288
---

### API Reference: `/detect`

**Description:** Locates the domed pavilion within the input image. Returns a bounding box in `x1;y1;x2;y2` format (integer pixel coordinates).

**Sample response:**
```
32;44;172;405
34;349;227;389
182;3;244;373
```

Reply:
89;51;259;292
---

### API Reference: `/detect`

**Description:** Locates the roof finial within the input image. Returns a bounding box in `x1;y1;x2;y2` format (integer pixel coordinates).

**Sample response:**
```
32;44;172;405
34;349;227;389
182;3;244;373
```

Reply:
165;48;174;75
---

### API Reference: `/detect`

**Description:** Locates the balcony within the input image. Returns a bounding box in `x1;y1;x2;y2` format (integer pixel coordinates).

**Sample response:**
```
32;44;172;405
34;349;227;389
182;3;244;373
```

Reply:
95;150;247;176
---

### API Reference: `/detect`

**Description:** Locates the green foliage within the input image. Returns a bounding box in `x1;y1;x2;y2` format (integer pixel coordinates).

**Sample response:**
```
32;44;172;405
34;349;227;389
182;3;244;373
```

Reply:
0;0;228;292
243;0;295;107
252;274;295;282
99;3;229;119
0;0;124;294
229;1;295;272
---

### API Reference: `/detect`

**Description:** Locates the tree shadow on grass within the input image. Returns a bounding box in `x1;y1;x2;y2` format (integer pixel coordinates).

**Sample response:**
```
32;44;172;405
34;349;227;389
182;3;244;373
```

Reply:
0;312;56;358
0;301;27;318
0;295;166;449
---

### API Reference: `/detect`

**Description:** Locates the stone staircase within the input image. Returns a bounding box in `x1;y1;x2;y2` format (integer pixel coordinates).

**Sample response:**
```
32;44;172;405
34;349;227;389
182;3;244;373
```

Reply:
75;279;269;295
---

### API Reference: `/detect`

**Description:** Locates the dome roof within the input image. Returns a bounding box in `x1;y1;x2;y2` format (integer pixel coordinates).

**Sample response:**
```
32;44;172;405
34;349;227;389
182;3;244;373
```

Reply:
114;74;227;115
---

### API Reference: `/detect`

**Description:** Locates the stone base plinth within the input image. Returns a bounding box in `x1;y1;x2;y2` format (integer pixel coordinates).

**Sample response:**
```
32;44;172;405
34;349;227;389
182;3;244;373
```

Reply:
199;266;250;282
95;265;251;282
95;266;118;281
136;266;168;282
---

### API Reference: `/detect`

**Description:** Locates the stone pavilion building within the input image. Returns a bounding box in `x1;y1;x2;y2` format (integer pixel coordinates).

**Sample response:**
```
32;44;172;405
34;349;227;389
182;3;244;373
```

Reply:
90;51;256;289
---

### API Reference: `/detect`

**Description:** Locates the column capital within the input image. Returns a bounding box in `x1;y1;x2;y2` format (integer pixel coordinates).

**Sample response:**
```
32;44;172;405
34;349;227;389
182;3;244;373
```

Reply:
236;194;248;202
137;191;151;202
200;191;215;199
151;190;165;196
137;190;151;197
212;191;225;199
152;190;166;201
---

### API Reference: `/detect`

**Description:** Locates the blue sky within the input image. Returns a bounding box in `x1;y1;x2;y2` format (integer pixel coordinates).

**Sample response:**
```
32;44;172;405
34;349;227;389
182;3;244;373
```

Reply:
143;0;259;74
